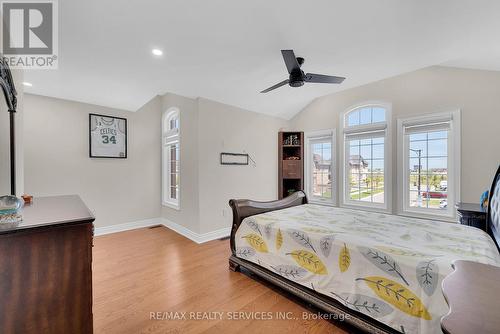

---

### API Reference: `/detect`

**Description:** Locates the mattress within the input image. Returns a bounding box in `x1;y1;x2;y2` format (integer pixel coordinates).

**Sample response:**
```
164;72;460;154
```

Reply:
234;204;500;334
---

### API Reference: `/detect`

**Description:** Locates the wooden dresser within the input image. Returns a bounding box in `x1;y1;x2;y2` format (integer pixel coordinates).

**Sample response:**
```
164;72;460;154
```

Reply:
0;195;95;334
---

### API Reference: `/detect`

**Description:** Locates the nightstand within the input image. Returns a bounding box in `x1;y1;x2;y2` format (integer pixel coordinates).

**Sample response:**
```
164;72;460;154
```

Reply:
455;202;486;232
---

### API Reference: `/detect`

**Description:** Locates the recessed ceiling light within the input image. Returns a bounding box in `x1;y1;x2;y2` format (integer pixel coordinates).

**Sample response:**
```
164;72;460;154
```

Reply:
23;82;33;87
152;49;163;56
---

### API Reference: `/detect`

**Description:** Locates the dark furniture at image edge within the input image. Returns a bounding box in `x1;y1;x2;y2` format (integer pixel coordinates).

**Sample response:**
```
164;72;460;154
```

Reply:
228;165;500;334
0;58;18;195
455;202;486;231
440;165;500;334
441;260;500;334
0;195;95;334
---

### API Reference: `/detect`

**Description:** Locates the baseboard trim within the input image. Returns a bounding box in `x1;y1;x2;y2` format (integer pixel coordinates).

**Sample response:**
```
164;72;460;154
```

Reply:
161;218;231;244
94;217;230;244
94;218;162;236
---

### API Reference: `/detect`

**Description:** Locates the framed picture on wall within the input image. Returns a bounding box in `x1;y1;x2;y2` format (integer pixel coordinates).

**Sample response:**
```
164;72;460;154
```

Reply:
89;113;127;158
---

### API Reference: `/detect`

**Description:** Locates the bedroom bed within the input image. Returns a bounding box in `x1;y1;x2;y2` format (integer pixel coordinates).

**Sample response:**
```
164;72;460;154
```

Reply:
228;166;500;334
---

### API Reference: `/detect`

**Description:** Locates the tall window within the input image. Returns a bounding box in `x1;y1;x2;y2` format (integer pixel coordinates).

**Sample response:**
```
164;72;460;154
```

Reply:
341;104;391;211
163;109;180;209
398;111;460;219
305;130;335;205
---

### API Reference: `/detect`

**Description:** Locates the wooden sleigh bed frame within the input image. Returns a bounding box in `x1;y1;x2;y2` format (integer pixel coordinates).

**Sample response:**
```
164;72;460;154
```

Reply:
228;165;500;334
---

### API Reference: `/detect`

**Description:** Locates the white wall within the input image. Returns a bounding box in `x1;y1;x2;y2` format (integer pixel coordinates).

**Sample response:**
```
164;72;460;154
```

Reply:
23;94;162;228
291;66;500;207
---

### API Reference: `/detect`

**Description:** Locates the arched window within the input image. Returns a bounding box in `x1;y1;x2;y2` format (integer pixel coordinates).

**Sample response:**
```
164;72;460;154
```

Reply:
341;103;391;211
162;109;180;209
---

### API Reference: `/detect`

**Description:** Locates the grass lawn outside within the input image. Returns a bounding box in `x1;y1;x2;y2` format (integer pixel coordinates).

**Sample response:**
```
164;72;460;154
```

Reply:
350;187;384;200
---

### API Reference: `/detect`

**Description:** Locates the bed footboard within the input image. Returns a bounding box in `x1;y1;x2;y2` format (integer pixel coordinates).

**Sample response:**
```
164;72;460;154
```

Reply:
228;191;307;253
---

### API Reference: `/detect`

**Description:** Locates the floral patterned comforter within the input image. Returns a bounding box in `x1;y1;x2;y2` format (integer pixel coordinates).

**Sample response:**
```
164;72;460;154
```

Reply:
234;204;500;334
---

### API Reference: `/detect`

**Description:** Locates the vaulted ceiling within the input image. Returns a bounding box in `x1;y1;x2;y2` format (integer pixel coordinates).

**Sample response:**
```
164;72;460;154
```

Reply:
24;0;500;119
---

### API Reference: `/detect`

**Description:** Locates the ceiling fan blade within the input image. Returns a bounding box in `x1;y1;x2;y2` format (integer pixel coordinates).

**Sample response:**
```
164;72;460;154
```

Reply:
304;73;345;84
260;79;289;93
281;50;300;74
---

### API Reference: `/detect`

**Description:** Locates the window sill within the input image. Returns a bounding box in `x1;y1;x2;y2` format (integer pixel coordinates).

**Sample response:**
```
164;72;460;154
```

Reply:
340;202;392;214
162;201;180;211
398;209;456;223
308;199;335;207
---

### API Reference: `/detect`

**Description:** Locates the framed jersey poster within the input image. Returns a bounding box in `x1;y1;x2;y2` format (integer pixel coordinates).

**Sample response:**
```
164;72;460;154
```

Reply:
89;114;127;158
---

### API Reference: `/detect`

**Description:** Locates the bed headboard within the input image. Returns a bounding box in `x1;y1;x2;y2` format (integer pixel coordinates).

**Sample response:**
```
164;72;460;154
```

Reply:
487;165;500;250
228;191;308;253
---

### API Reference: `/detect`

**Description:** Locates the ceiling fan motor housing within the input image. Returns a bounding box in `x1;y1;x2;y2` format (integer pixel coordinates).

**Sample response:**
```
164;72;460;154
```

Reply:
289;70;305;87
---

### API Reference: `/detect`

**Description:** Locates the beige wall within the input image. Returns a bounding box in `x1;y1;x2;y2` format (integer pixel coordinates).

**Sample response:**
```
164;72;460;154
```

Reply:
160;94;287;234
197;98;288;233
291;66;500;208
23;94;162;228
23;92;285;234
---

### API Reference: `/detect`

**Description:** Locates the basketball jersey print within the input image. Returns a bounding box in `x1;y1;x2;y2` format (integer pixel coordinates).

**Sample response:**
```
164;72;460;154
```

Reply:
91;117;126;157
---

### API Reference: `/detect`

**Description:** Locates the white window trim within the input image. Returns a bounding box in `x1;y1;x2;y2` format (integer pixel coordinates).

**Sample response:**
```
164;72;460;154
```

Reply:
339;102;393;213
162;108;181;210
304;129;336;206
397;110;461;221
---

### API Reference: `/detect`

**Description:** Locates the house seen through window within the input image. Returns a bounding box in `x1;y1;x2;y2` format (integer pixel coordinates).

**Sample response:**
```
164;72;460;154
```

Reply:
342;105;390;210
306;130;335;204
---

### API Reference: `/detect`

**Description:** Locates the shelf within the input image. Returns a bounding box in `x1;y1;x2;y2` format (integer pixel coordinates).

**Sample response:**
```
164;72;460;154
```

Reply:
279;131;304;200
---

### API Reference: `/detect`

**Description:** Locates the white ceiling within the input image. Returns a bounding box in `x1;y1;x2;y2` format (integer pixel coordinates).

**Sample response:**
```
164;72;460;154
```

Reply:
24;0;500;119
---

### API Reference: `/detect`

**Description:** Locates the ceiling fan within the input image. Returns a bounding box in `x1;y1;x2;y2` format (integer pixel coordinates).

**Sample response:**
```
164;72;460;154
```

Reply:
260;50;345;93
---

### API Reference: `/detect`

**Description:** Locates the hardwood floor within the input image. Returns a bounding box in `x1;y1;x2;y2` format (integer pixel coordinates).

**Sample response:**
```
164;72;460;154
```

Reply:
93;226;349;334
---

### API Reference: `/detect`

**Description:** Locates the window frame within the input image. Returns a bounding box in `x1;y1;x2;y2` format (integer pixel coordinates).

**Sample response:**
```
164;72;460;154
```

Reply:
397;110;461;221
304;129;336;206
162;108;180;210
340;102;392;213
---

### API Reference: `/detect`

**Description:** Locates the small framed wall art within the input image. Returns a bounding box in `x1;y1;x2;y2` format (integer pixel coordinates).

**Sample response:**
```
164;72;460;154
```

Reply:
220;152;249;165
89;113;127;158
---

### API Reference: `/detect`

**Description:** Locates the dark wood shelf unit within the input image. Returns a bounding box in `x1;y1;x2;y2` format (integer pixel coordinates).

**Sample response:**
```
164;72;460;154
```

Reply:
278;131;304;199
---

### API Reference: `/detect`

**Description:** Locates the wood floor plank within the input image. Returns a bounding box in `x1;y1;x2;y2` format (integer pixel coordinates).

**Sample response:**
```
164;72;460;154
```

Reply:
93;227;348;334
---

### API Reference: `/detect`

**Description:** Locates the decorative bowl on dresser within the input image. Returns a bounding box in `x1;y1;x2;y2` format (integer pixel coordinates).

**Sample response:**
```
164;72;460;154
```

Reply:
455;202;486;231
0;195;95;334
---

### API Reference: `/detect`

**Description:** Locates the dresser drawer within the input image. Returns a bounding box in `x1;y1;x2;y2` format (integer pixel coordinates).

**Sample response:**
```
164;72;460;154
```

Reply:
283;160;302;179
